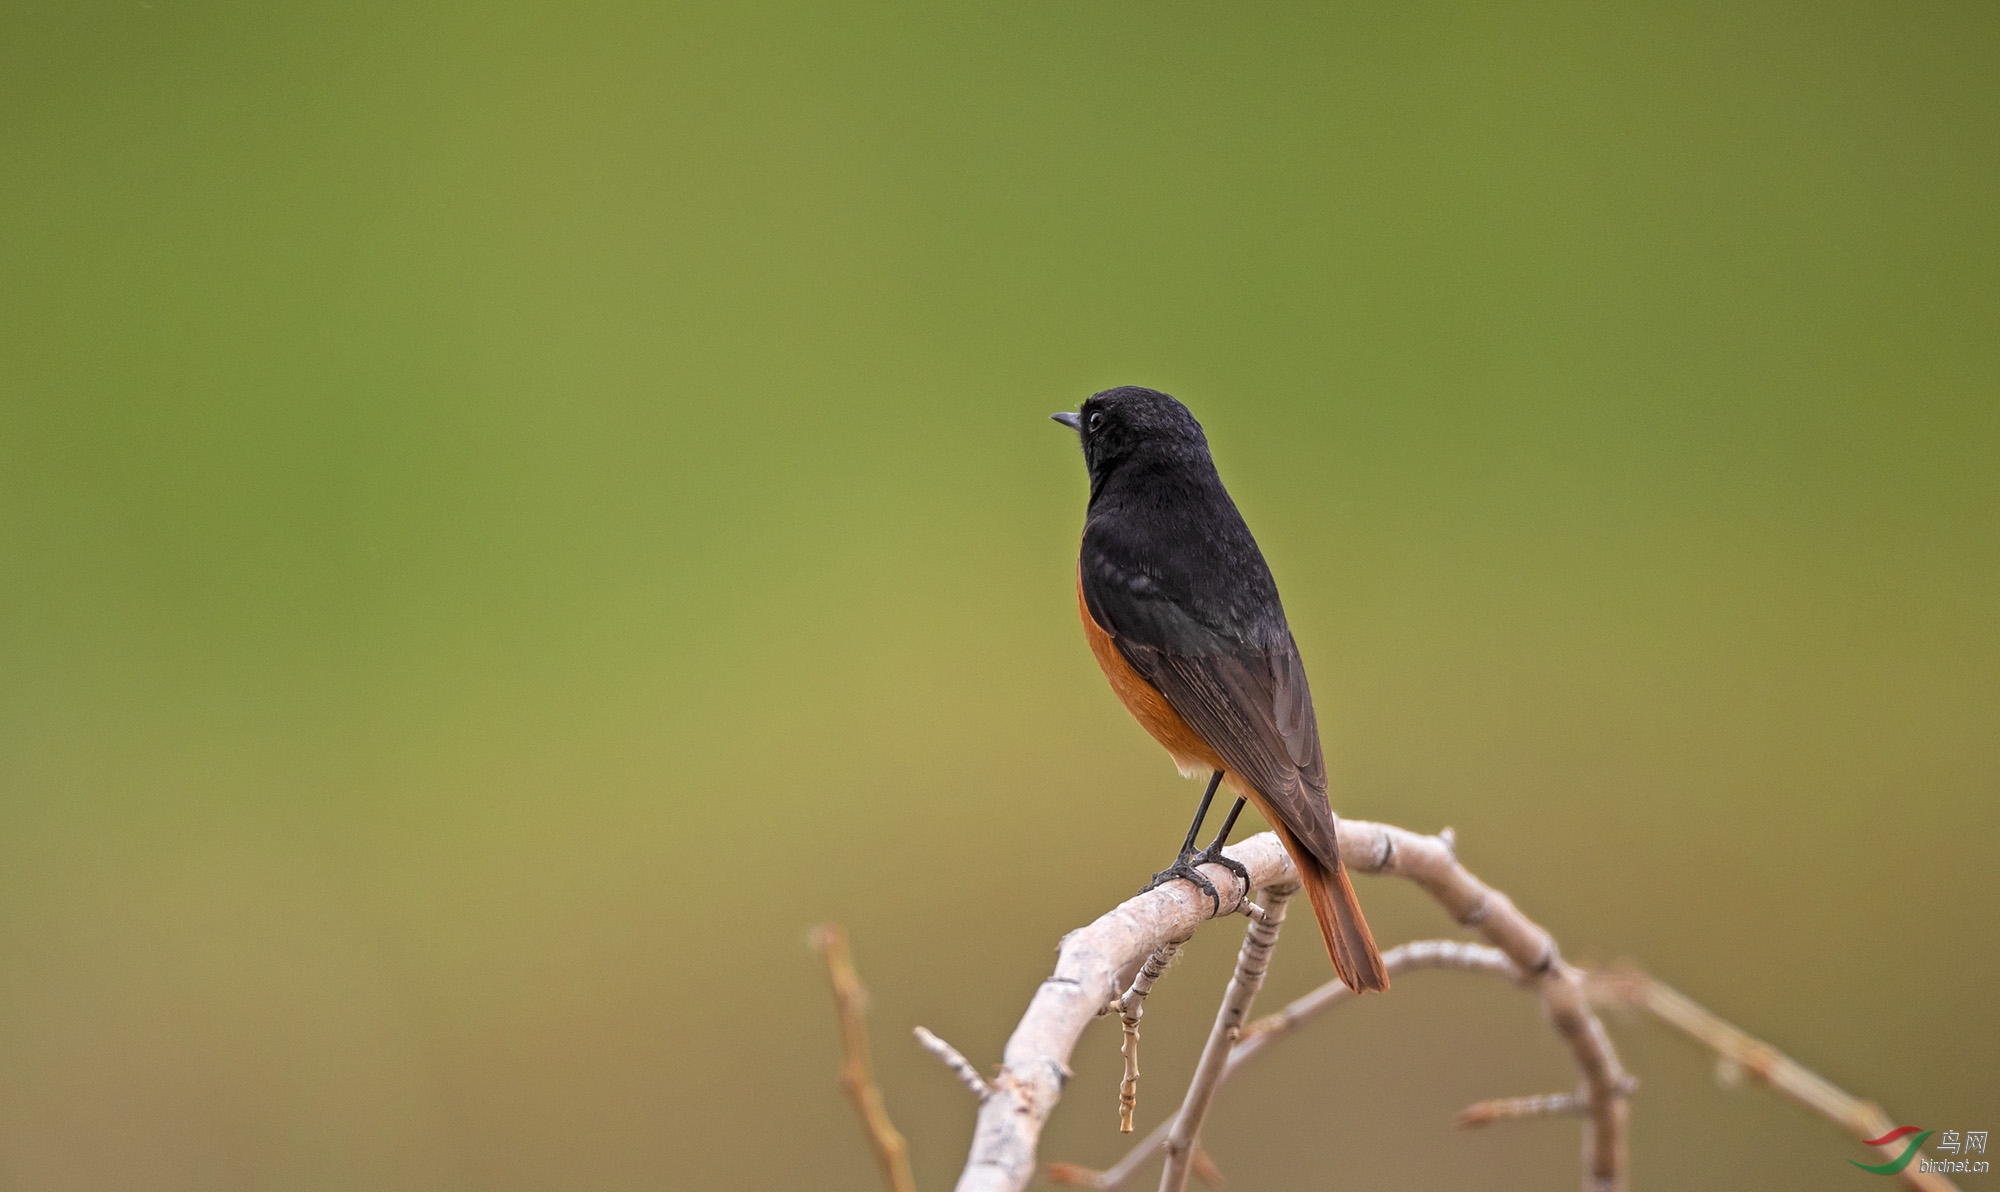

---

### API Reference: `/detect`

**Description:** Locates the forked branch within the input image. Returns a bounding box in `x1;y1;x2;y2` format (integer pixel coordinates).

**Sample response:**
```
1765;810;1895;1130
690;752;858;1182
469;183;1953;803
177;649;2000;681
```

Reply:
1044;939;1521;1189
811;823;1950;1192
951;822;1633;1192
1043;944;1956;1192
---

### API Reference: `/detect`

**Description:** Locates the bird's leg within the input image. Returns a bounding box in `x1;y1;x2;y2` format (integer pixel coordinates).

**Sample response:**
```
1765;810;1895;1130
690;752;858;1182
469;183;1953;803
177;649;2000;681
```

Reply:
1193;796;1253;891
1140;771;1239;913
1177;770;1224;856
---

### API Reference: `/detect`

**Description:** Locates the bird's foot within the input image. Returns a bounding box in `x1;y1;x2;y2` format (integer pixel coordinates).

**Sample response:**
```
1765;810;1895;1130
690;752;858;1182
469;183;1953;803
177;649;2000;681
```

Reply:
1194;841;1251;896
1140;847;1250;915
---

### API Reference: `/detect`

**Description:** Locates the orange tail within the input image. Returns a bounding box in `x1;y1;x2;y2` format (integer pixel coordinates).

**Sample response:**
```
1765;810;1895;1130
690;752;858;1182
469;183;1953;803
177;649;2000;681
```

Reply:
1274;825;1389;993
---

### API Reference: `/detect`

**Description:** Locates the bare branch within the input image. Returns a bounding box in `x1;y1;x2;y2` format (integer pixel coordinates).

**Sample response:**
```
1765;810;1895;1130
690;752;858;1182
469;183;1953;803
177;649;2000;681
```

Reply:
1159;884;1294;1192
953;823;1635;1192
1335;821;1633;1190
916;1026;994;1101
817;820;1938;1192
953;834;1280;1192
811;924;916;1192
1046;940;1521;1190
1237;938;1521;1053
1588;965;1961;1192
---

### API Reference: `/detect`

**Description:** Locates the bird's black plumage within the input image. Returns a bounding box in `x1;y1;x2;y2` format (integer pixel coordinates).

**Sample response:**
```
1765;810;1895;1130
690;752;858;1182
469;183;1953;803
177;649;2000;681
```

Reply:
1070;386;1340;872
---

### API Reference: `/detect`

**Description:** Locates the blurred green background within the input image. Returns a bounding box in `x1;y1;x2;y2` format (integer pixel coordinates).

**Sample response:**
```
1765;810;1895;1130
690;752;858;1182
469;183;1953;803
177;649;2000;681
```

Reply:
2;3;1995;1189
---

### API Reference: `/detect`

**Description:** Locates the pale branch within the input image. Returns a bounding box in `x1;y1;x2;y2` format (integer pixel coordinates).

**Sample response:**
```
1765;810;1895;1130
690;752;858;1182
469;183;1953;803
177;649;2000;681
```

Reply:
811;923;916;1192
1238;937;1521;1048
1046;939;1942;1189
953;833;1282;1192
1586;965;1962;1192
821;824;1938;1192
1339;821;1632;1190
916;1026;994;1101
1159;883;1295;1192
954;822;1636;1192
1044;940;1522;1190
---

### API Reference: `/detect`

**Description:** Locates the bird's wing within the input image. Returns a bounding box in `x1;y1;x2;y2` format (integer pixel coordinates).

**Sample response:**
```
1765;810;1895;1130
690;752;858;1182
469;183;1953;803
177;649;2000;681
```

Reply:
1081;547;1341;869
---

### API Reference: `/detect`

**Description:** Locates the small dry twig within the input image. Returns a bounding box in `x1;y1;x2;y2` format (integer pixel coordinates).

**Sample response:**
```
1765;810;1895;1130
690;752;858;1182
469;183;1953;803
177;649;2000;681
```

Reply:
915;1026;994;1101
1587;964;1960;1192
1111;941;1183;1133
1458;1075;1639;1130
811;923;916;1192
1457;1089;1592;1129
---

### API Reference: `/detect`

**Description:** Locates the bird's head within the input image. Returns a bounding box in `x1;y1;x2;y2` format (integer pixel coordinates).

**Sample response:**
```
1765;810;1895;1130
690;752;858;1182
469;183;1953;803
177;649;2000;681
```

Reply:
1051;385;1209;487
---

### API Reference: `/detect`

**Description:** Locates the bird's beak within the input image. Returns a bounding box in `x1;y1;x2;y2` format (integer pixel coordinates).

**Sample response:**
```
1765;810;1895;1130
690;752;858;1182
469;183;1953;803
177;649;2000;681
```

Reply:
1051;411;1082;430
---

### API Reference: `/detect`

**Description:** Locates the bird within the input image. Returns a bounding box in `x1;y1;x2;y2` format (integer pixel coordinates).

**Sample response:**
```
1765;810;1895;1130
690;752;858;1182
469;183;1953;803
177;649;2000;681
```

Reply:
1052;385;1389;993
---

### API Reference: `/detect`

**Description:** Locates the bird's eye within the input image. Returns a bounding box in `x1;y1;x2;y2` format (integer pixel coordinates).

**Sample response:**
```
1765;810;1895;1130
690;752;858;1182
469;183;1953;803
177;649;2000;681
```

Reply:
1087;411;1104;432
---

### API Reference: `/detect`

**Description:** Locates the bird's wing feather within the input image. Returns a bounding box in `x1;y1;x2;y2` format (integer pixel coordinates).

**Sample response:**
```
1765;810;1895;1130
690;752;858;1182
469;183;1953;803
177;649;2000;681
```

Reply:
1081;545;1340;869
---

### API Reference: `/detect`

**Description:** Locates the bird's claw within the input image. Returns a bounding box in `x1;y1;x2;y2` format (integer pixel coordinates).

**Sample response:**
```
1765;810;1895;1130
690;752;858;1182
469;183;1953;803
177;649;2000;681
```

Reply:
1140;848;1249;915
1195;843;1251;894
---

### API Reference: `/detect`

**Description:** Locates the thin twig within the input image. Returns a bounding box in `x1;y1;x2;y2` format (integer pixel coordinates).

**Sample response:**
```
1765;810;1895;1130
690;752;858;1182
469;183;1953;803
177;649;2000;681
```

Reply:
811;924;917;1192
1118;1012;1140;1133
1114;941;1184;1133
1159;884;1293;1192
1587;965;1961;1192
1458;1076;1639;1130
1238;938;1521;1051
916;1026;994;1100
1458;1090;1589;1129
1045;940;1519;1189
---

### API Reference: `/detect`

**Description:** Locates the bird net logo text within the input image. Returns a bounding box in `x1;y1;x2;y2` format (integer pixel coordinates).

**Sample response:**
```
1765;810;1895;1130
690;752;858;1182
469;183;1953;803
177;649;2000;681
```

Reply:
1849;1127;1988;1176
